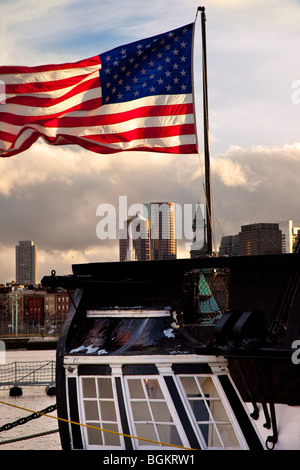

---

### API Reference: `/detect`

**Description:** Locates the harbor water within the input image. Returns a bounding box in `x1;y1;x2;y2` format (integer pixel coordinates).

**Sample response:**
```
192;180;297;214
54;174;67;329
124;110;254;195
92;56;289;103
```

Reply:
0;349;61;450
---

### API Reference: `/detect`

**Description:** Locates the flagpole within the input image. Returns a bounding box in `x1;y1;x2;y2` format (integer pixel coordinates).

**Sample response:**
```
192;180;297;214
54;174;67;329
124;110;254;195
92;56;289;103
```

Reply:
198;6;213;255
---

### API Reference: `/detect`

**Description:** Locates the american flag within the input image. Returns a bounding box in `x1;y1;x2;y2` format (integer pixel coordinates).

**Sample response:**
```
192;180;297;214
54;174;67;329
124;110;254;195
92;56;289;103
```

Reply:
0;23;198;157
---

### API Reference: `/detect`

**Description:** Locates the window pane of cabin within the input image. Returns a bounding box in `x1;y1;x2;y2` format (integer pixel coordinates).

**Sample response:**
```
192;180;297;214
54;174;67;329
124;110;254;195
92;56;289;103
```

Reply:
198;423;209;444
144;379;164;399
217;424;240;448
199;423;222;447
157;424;183;447
87;422;103;445
135;423;159;446
131;402;151;421
180;376;200;397
151;401;172;422
100;401;117;421
82;378;97;398
97;377;113;398
84;401;99;421
128;379;145;398
198;376;218;397
103;423;121;446
189;399;209;421
209;399;230;421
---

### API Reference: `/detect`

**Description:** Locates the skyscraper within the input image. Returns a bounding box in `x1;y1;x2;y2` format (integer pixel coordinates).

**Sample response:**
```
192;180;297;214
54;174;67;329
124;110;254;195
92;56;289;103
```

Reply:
119;213;151;262
279;220;300;253
219;235;239;257
238;223;282;256
16;241;37;285
143;202;177;260
119;203;177;261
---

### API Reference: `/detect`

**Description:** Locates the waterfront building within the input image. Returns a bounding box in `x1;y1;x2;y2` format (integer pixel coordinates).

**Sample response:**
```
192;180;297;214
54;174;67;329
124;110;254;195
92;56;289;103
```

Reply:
0;286;72;337
55;291;72;329
0;287;10;330
23;292;44;324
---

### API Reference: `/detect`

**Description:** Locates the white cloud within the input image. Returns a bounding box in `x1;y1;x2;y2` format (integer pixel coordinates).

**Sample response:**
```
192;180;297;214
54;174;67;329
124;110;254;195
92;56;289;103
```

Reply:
211;153;259;190
1;0;300;282
0;141;114;196
211;142;300;242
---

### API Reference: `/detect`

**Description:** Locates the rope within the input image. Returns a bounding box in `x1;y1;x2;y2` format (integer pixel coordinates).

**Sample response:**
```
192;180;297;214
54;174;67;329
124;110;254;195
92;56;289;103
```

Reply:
0;399;197;450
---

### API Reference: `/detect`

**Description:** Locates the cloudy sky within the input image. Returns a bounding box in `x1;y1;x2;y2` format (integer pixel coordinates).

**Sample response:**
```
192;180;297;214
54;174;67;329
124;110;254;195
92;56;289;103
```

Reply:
1;0;300;284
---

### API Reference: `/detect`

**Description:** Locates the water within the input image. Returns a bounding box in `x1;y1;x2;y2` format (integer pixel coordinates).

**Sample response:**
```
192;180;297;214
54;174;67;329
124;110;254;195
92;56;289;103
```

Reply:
0;350;61;450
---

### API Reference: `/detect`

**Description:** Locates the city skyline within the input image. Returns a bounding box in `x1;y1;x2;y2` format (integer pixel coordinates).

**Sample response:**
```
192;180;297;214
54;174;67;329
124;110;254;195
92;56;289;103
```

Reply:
1;216;298;286
1;1;300;283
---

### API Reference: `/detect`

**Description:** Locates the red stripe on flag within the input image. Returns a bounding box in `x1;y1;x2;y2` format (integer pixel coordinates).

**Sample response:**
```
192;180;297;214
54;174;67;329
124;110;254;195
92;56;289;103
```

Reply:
0;130;15;143
0;97;103;127
5;76;100;107
83;123;196;143
5;73;99;95
57;135;198;154
0;57;101;75
0;103;192;128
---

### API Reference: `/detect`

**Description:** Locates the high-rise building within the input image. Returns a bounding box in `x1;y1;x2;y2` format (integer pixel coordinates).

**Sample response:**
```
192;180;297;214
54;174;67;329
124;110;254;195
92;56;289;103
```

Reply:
119;213;151;262
279;220;300;253
15;241;37;285
219;235;239;257
238;223;282;256
143;202;177;260
119;202;177;261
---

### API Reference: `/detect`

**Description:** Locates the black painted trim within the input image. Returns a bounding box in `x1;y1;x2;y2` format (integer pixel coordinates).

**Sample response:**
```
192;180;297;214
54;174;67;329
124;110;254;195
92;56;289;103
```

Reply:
122;364;158;375
67;377;84;449
172;363;212;374
115;377;133;450
78;364;111;375
55;355;71;450
218;374;264;450
163;375;201;450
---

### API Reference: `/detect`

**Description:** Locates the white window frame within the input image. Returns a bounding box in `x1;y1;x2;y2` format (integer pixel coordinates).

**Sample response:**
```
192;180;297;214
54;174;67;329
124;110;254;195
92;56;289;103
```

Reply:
77;375;125;450
74;367;249;450
174;372;248;450
122;374;191;450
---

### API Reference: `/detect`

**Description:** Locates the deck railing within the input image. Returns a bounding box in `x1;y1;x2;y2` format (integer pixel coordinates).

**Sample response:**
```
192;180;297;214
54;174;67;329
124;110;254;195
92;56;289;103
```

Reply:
0;360;55;389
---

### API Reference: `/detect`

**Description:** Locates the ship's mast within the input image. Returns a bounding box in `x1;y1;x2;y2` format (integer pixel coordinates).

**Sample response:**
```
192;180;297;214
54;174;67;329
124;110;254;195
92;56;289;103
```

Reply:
199;6;212;255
